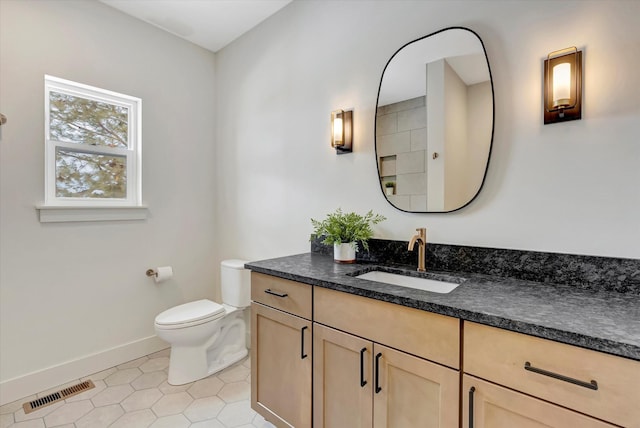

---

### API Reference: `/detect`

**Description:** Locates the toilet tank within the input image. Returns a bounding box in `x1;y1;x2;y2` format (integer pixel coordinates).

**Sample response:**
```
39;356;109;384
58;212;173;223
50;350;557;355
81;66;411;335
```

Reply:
221;259;251;308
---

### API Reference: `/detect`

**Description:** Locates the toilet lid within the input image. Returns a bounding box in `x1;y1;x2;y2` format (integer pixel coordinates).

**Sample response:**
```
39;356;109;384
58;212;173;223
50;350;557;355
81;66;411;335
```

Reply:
155;299;225;326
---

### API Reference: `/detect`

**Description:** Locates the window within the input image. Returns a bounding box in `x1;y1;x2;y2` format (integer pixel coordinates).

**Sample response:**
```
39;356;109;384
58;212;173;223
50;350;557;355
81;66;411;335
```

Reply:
44;75;142;207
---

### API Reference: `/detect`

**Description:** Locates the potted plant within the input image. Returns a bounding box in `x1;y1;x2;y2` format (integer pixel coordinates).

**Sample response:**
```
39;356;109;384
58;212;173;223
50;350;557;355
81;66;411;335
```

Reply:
384;181;395;196
311;208;386;263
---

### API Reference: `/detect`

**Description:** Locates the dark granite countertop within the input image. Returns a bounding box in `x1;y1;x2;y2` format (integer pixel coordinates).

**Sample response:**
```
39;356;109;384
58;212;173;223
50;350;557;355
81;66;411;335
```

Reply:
246;252;640;362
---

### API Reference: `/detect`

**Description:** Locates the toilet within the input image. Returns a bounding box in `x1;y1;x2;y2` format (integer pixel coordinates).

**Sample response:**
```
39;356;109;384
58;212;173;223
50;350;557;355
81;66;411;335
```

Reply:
154;259;250;385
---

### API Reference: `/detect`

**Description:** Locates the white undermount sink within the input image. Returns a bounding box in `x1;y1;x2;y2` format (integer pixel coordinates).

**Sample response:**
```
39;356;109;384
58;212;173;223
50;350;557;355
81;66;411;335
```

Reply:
355;270;461;294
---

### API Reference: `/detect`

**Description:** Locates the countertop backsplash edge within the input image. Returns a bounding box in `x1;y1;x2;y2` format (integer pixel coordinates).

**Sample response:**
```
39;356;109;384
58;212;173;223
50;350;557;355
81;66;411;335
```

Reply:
311;236;640;294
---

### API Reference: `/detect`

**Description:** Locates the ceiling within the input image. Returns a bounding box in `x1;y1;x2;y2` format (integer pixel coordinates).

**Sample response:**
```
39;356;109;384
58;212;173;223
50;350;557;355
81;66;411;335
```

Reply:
100;0;292;53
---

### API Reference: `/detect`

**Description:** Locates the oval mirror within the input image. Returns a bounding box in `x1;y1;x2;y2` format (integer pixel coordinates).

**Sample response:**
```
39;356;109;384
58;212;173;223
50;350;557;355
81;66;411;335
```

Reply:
375;27;494;212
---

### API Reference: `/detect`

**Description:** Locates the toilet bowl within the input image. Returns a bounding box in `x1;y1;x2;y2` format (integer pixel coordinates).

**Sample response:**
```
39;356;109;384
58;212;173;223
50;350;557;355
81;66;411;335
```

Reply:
154;259;250;385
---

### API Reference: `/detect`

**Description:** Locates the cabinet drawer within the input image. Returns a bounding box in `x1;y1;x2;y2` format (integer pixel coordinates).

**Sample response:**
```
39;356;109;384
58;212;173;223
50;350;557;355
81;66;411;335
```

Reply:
251;272;312;320
315;287;459;369
464;321;640;428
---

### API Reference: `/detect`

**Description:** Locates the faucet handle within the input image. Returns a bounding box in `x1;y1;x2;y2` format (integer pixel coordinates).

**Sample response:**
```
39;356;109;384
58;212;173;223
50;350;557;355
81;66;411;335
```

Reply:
416;227;426;236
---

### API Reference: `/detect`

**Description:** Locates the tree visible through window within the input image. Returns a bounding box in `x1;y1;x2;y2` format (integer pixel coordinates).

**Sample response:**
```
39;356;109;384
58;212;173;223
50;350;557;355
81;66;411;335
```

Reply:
44;76;141;206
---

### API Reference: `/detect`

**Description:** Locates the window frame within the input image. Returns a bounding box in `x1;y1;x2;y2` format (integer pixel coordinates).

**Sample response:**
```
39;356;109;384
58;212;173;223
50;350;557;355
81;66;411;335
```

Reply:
44;75;142;207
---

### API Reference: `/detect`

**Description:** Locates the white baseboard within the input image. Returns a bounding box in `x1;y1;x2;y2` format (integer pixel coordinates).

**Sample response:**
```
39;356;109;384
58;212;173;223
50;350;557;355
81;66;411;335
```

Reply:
0;335;168;406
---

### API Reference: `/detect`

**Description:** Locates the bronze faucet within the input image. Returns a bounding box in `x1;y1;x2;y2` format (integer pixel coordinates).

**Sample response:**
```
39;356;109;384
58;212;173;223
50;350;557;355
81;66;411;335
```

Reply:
408;228;427;272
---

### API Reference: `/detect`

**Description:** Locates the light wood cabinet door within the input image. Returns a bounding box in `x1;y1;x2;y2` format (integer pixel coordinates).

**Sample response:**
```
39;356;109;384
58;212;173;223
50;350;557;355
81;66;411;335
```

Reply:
373;343;459;428
314;324;373;428
251;303;311;428
462;375;616;428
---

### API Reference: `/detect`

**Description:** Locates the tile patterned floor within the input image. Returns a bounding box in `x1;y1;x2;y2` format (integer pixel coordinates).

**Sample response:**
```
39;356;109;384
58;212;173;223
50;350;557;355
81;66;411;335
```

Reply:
0;349;274;428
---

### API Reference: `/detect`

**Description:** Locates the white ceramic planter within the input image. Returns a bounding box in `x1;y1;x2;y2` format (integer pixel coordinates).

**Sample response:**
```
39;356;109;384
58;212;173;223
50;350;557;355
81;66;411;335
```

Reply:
333;242;356;263
385;187;394;196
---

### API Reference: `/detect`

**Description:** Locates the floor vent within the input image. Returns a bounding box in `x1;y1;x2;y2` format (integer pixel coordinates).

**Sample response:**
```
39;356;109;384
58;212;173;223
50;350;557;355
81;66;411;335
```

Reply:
22;380;95;414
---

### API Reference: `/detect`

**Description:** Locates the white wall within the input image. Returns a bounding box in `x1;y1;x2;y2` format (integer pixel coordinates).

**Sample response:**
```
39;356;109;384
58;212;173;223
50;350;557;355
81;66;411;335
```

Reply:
467;81;493;199
427;58;446;211
214;0;640;267
443;59;469;211
0;0;217;403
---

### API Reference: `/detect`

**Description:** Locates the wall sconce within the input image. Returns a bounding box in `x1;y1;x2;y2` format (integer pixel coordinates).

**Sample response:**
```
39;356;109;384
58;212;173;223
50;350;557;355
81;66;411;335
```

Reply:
331;109;353;154
544;47;582;124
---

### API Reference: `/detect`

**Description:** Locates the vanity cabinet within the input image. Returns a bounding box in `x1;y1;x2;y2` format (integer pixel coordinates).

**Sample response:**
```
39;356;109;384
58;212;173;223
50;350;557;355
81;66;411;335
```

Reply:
250;269;639;428
314;287;459;428
463;322;640;428
251;273;312;428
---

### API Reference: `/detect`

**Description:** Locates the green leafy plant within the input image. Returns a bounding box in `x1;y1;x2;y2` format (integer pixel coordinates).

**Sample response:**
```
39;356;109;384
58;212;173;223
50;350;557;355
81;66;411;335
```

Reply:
311;208;386;252
384;181;395;188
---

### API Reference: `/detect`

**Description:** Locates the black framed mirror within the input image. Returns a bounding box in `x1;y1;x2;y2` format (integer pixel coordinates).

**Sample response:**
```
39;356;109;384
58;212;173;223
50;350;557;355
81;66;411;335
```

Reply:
375;27;494;212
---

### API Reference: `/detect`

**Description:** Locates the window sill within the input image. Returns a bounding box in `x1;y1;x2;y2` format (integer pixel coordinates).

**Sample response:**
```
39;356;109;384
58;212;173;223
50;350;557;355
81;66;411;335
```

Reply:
36;205;148;223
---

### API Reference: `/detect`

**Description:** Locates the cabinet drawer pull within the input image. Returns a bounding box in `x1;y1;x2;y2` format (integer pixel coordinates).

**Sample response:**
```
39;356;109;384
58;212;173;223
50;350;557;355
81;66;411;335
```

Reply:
524;361;598;390
375;352;383;393
360;348;367;387
300;326;308;359
468;386;476;428
264;289;288;298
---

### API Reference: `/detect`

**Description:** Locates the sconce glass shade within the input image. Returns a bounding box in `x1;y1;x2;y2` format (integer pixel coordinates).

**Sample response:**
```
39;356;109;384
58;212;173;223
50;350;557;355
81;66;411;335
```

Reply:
544;47;582;124
332;114;344;147
331;109;353;154
552;63;571;108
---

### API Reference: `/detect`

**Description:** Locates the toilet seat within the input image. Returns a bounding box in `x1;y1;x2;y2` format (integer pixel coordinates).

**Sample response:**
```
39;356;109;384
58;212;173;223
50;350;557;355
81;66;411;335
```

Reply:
155;299;225;329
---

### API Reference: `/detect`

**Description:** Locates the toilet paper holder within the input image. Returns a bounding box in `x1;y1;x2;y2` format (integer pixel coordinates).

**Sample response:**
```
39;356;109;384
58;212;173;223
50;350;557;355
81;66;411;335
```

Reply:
146;266;173;283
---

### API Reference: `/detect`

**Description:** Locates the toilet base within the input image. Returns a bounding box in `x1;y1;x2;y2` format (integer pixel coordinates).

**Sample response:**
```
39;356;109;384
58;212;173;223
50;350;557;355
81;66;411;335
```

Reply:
206;347;248;379
166;310;247;385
